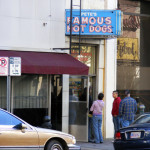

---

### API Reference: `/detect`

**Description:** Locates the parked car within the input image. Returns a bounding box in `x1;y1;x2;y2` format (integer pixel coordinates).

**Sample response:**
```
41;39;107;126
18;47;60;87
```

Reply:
113;113;150;150
0;108;80;150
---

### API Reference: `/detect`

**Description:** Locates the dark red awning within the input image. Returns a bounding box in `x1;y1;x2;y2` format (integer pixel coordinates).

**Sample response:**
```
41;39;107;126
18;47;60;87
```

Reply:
0;50;89;75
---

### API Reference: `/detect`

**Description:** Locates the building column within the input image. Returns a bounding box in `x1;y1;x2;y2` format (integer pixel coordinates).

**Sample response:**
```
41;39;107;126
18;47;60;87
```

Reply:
97;40;105;95
62;74;69;133
103;0;118;139
104;39;117;138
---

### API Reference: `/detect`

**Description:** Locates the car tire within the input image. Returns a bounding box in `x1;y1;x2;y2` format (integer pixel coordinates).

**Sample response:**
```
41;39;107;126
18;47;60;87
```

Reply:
46;140;64;150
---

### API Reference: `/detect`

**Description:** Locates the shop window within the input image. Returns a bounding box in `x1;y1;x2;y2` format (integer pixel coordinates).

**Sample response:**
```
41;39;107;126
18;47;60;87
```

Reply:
13;74;49;126
117;0;150;113
0;77;7;109
71;46;96;75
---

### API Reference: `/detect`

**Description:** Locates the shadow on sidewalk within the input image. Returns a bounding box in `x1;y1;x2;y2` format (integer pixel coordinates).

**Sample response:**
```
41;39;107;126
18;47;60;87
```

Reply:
77;138;114;150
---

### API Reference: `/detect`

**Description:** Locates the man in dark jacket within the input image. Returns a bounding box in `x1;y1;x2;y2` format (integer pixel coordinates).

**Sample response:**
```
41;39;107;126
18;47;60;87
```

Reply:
112;91;121;134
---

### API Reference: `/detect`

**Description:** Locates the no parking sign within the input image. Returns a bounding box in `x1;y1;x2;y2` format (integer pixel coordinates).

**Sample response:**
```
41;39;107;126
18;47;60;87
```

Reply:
0;57;8;76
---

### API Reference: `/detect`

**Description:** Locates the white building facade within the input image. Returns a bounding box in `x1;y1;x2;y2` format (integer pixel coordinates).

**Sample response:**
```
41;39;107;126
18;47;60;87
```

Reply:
0;0;118;140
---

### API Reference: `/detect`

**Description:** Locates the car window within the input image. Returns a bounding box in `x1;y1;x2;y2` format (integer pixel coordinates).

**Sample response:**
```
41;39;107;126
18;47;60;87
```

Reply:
0;110;22;125
133;115;150;124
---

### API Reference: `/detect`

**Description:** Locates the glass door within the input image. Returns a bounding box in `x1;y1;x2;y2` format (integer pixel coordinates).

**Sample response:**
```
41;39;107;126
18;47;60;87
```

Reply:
69;76;89;141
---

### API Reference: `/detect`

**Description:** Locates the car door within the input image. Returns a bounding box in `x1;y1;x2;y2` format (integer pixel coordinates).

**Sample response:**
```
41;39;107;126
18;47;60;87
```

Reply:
0;110;39;150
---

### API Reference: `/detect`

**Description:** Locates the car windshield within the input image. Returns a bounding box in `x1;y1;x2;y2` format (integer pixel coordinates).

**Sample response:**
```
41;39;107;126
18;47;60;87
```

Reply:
133;114;150;124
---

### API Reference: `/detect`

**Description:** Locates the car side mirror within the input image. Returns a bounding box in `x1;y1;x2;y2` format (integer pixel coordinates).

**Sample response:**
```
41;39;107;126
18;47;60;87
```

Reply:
21;123;27;133
14;123;27;130
21;123;27;130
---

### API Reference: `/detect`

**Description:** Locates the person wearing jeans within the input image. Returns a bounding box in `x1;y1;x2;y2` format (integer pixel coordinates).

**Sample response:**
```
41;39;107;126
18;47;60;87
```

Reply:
90;93;104;144
92;114;103;143
121;119;134;127
113;116;120;133
112;91;121;135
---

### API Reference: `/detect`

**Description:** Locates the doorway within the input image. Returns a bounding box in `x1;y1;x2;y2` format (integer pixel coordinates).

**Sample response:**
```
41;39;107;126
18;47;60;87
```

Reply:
69;75;96;141
69;76;88;141
51;75;62;131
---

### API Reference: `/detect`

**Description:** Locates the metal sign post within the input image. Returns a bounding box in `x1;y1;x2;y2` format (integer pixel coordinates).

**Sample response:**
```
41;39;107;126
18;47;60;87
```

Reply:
7;70;11;112
0;57;21;112
0;57;10;111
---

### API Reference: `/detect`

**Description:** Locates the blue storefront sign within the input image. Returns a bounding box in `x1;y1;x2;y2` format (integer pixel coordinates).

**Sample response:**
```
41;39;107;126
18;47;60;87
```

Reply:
65;9;122;36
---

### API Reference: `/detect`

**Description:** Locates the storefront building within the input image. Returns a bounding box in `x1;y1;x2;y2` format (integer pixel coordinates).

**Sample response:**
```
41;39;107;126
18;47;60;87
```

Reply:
66;0;121;141
117;0;150;114
0;0;121;141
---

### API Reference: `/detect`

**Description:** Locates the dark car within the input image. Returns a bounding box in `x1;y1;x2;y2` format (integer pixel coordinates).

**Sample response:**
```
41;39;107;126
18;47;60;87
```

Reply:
113;113;150;150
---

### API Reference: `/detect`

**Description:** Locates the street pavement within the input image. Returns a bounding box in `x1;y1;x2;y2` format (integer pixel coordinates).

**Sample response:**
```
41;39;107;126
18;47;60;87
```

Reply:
77;139;114;150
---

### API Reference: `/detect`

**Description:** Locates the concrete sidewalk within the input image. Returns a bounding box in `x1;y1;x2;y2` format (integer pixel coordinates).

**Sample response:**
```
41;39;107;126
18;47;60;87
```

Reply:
77;139;114;150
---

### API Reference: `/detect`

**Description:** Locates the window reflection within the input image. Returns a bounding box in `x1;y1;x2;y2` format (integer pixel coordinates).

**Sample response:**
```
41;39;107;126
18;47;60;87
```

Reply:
0;77;7;109
13;75;48;126
71;46;96;75
117;0;150;113
69;76;87;125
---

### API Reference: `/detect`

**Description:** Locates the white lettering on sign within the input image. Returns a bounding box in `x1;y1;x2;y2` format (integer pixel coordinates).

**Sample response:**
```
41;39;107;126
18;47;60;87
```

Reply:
67;16;113;34
81;12;97;17
66;10;122;36
67;17;111;25
10;57;21;76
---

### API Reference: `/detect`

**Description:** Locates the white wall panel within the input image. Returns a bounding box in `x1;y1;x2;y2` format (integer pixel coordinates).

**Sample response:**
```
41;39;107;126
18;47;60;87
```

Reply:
0;0;66;51
50;21;65;48
0;16;50;49
35;0;50;19
66;0;105;9
0;0;20;17
20;0;35;18
51;0;65;20
105;0;117;9
82;0;104;9
50;0;65;48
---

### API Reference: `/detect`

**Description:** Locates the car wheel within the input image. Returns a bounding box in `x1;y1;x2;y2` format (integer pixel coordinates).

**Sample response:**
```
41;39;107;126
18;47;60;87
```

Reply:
46;140;64;150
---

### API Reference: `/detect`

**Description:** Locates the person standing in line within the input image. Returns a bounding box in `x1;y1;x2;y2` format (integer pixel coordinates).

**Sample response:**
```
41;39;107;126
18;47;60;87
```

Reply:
90;93;104;144
112;91;121;134
119;90;137;128
88;87;94;142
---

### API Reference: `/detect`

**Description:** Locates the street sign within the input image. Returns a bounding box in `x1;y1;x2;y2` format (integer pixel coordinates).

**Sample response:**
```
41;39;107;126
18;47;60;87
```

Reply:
9;57;21;76
0;57;8;76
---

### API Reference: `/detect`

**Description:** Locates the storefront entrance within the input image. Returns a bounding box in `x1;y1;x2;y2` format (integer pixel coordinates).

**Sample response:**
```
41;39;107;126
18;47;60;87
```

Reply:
69;76;88;141
69;75;96;141
0;48;95;140
69;45;96;141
